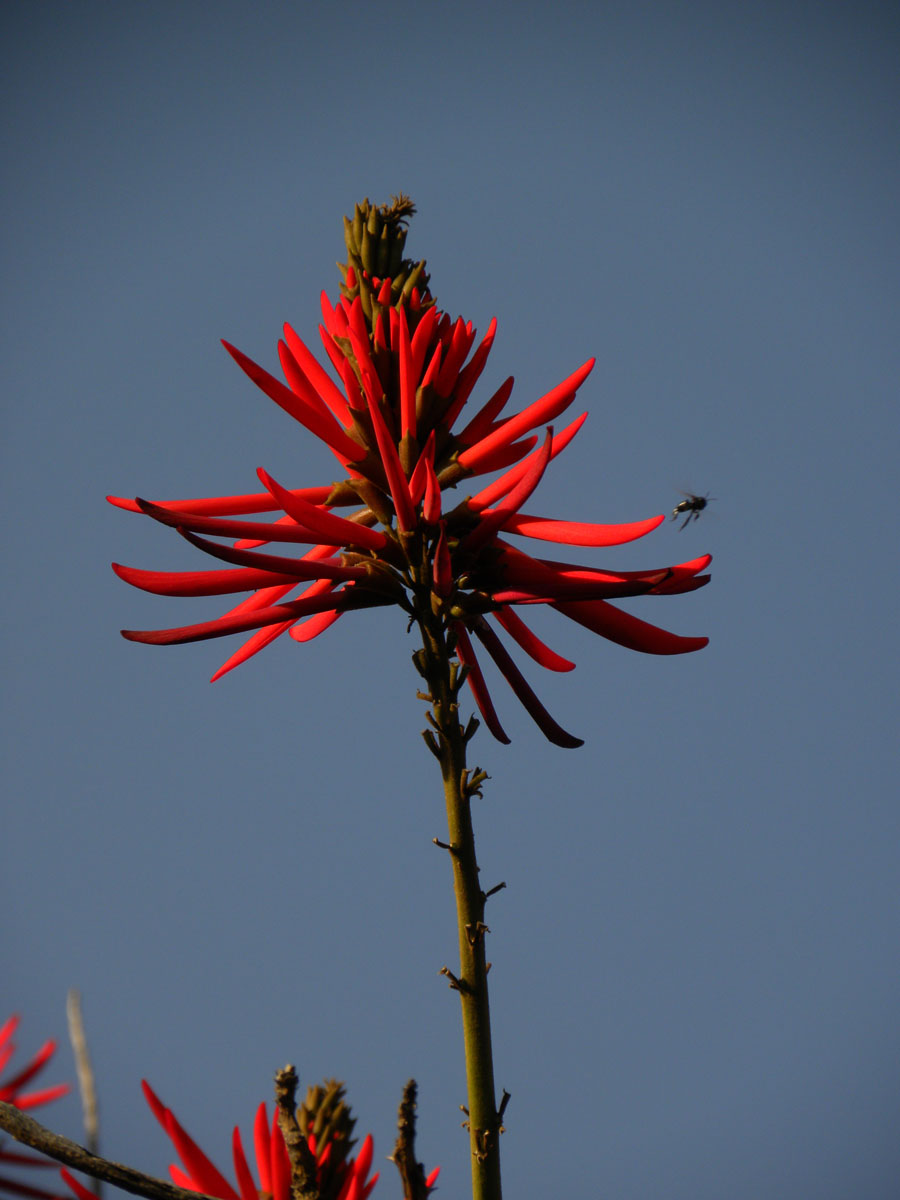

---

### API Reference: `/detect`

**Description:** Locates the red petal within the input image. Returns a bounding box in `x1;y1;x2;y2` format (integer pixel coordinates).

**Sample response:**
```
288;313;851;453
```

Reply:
446;317;497;424
283;323;351;425
61;1169;98;1200
397;305;416;438
493;606;575;672
457;358;594;471
361;392;416;533
288;606;344;642
457;375;514;446
156;1100;240;1200
231;1130;257;1200
121;591;368;646
107;487;333;517
461;434;537;476
257;470;387;551
7;1085;70;1110
112;563;301;598
467;413;587;508
464;429;553;553
222;341;365;465
554;598;709;654
268;1120;290;1200
0;1041;56;1094
135;500;323;545
453;623;510;744
471;617;583;748
253;1105;271;1195
172;530;368;582
501;512;665;546
422;453;442;524
409;431;436;505
211;620;296;680
435;317;474;398
410;306;439;384
433;523;452;597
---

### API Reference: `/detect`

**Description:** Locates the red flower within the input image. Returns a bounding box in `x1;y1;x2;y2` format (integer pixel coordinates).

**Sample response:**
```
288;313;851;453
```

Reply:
0;1015;70;1200
112;199;710;746
62;1082;439;1200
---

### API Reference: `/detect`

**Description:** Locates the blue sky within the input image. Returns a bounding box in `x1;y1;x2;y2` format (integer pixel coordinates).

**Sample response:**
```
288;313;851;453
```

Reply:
3;3;898;1197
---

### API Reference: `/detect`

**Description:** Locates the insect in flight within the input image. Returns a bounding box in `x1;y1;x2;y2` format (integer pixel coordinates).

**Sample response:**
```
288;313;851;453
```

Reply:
671;491;714;530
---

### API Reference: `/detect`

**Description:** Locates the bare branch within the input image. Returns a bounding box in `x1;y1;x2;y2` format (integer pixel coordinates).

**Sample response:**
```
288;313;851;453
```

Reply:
273;1066;319;1200
0;1103;217;1200
66;990;100;1171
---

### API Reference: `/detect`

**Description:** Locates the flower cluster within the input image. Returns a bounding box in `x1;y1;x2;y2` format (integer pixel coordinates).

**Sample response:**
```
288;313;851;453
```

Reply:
0;1015;69;1200
113;197;710;745
62;1080;438;1200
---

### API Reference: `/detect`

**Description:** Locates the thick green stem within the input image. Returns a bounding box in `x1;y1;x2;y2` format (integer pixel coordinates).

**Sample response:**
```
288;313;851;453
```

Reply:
417;610;503;1200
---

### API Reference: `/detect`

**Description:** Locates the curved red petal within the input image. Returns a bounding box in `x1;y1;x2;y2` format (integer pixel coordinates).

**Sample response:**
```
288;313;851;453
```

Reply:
7;1084;69;1110
252;1105;270;1195
288;606;344;642
501;512;665;546
435;317;474;399
222;341;364;466
283;323;351;426
1;1041;56;1094
211;620;296;680
433;523;452;598
397;305;415;438
121;592;357;646
361;390;416;532
493;606;575;672
135;500;323;546
108;487;333;517
230;1129;257;1200
467;413;587;509
423;453;442;524
461;433;538;477
409;431;436;505
112;563;300;598
60;1169;97;1200
268;1120;290;1200
453;623;510;744
457;375;514;446
554;598;709;654
464;430;553;553
409;305;439;384
173;530;367;583
447;317;497;422
471;617;583;748
651;573;711;595
457;358;594;471
257;470;387;551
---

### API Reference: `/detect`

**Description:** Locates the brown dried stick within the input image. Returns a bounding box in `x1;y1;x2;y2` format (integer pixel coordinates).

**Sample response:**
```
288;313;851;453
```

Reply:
273;1065;319;1200
0;1102;217;1200
66;990;100;1158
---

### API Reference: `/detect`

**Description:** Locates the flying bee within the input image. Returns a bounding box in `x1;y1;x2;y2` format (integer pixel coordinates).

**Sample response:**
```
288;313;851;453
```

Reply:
671;491;714;530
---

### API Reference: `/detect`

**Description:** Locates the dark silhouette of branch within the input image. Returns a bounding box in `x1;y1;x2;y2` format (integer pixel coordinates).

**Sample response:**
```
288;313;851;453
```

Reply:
0;1103;217;1200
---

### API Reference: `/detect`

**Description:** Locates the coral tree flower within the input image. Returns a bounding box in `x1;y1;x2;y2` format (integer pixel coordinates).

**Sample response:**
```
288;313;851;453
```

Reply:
0;1015;70;1200
62;1080;438;1200
112;197;710;747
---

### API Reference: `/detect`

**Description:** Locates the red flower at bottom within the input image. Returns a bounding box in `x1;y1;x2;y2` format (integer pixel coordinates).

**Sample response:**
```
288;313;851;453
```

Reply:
0;1015;70;1200
62;1082;438;1200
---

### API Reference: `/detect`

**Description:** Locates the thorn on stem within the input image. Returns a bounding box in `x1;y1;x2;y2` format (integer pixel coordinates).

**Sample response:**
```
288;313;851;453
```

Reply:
432;837;456;853
439;966;469;993
421;729;441;758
